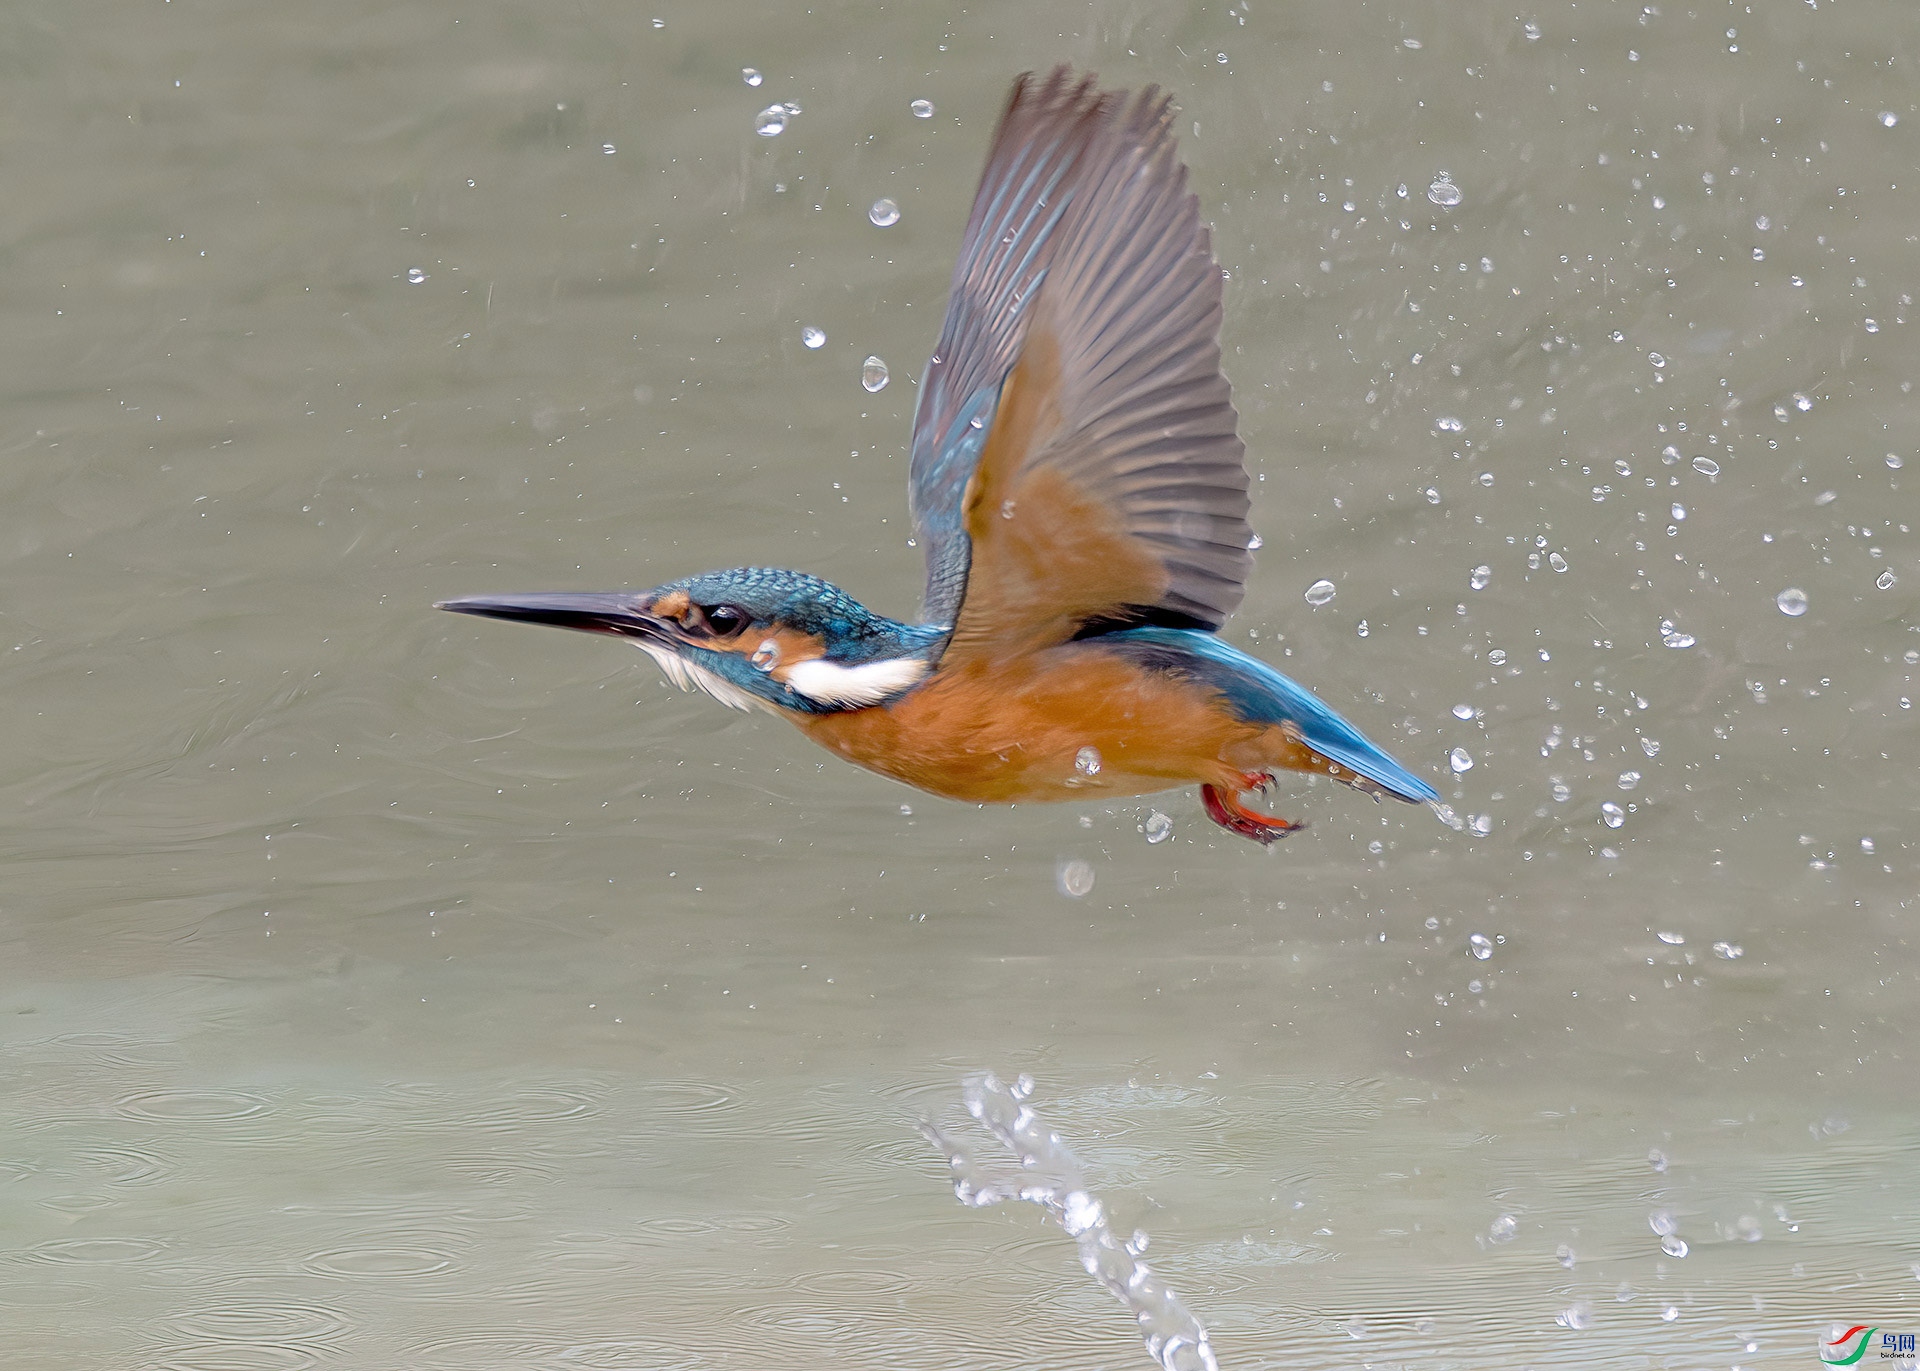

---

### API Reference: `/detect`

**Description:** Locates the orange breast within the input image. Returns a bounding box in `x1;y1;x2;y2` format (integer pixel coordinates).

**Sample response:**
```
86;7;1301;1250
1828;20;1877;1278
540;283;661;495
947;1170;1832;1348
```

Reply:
789;641;1327;805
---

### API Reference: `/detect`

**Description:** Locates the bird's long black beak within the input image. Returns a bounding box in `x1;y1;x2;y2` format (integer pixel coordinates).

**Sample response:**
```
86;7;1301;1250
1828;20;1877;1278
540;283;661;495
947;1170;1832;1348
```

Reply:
435;591;666;640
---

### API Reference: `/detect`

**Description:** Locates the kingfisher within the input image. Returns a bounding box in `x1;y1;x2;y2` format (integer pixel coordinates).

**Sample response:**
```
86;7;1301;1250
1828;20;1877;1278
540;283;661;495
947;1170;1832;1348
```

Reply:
439;67;1438;843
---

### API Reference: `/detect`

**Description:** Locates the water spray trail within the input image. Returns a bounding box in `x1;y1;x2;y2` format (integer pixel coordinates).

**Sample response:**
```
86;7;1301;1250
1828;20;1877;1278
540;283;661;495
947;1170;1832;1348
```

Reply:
919;1072;1221;1371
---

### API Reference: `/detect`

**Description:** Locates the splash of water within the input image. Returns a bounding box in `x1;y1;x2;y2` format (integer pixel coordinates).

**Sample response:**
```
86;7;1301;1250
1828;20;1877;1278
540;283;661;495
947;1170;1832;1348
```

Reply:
919;1074;1220;1371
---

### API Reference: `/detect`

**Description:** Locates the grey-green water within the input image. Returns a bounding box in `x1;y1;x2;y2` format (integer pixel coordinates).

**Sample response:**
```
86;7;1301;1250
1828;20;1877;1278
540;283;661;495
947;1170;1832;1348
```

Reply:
2;1;1916;1367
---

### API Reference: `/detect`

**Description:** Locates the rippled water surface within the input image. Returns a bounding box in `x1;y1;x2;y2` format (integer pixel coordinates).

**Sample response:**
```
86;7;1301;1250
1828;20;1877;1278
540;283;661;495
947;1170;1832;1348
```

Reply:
3;1;1916;1367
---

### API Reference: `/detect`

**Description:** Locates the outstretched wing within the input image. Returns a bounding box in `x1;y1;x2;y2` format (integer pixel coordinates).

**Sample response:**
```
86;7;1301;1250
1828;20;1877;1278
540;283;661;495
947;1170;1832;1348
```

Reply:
907;67;1251;659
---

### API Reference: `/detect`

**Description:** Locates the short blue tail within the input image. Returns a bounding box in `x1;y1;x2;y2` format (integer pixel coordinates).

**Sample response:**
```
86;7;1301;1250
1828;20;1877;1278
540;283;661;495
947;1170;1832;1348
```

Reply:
1101;627;1439;803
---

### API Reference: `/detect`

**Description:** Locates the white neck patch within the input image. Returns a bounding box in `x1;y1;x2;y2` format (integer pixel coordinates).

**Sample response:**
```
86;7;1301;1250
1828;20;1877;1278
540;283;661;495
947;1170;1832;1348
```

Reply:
782;655;930;708
635;641;766;714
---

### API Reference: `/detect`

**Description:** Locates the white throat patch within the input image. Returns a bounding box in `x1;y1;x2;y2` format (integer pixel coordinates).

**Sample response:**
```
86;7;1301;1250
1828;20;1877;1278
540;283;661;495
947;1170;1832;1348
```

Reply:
783;655;930;708
635;641;765;714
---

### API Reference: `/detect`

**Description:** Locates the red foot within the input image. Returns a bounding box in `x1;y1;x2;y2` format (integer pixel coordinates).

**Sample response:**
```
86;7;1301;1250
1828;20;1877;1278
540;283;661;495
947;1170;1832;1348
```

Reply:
1200;778;1307;845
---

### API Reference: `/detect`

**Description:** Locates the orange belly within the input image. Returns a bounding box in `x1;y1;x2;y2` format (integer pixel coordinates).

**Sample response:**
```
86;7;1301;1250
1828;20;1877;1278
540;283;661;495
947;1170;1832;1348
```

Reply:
788;641;1330;804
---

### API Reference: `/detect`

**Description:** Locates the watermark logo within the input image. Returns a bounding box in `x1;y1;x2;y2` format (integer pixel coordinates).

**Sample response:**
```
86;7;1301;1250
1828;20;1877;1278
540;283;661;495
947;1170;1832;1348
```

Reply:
1821;1326;1919;1368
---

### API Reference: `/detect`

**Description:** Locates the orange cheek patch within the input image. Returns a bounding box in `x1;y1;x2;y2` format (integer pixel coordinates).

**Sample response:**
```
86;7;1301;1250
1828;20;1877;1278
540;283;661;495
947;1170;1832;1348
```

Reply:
709;625;826;677
649;589;691;621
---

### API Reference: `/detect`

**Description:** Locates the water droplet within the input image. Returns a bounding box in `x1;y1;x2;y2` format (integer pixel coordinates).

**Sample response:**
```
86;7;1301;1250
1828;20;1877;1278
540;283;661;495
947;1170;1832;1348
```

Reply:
750;639;780;671
1549;552;1568;572
1649;1209;1677;1237
1888;454;1905;469
1469;813;1492;836
1247;532;1264;550
1488;1213;1517;1242
1657;930;1685;945
1060;1189;1101;1233
1427;178;1462;207
1551;781;1571;803
801;325;825;349
1434;414;1464;432
1712;940;1744;959
1794;392;1813;412
861;356;889;392
1468;933;1493;961
1660;1305;1679;1323
1141;810;1173;844
1487;648;1507;665
1641;737;1660;757
868;197;900;227
1880;110;1899;127
1355;619;1369;638
1074;746;1101;777
1661;621;1695;648
1601;802;1625;829
743;67;763;87
1877;569;1896;590
1056;859;1095;899
1557;1301;1592;1329
910;98;934;118
1469;565;1492;590
1452;703;1476;720
407;267;427;284
754;104;790;136
1477;471;1495;486
899;803;912;815
1660;1234;1689;1258
1304;579;1336;607
1692;454;1721;477
1776;587;1809;617
1448;747;1474;774
602;143;617;155
999;499;1016;520
1618;771;1640;790
1647;1148;1668;1173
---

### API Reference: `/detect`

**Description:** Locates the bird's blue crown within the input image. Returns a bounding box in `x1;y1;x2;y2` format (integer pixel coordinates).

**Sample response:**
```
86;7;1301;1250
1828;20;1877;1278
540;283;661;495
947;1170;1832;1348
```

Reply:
658;567;944;663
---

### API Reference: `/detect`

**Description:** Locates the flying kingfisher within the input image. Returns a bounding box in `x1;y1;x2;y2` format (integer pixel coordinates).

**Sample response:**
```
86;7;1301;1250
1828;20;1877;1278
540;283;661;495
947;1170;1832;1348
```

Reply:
440;67;1438;843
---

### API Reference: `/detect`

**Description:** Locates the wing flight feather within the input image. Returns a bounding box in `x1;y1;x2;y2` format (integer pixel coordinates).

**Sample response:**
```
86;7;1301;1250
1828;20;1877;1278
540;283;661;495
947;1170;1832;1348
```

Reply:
908;68;1252;654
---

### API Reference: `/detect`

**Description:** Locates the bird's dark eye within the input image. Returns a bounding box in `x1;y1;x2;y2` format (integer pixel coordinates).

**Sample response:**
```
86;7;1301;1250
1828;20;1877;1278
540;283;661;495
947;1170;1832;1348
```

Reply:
696;604;749;639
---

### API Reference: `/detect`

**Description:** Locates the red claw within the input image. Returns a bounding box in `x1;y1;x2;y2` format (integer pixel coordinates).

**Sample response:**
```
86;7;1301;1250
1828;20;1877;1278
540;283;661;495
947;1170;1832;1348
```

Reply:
1200;781;1307;845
